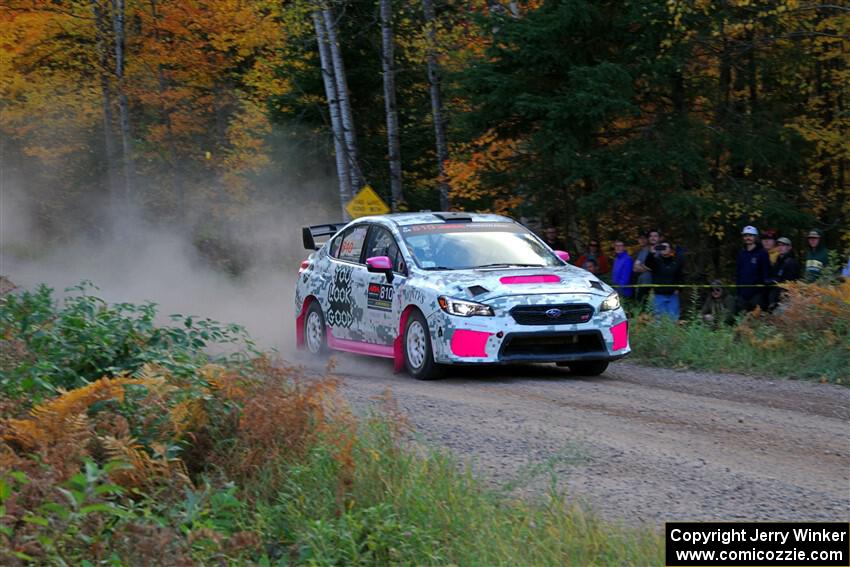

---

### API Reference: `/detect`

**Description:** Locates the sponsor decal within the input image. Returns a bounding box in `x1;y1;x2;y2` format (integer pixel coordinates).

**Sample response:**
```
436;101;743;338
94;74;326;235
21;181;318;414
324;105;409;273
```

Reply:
327;266;353;328
367;282;394;311
402;286;425;305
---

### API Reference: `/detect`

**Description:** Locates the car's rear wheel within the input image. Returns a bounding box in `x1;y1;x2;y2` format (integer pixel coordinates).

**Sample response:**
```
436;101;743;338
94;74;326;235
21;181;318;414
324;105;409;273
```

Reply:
304;301;328;356
568;360;609;376
404;311;443;380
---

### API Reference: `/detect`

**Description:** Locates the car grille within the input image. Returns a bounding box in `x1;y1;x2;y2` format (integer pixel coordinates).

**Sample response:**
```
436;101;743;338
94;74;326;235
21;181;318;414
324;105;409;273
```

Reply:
499;331;606;360
510;303;594;325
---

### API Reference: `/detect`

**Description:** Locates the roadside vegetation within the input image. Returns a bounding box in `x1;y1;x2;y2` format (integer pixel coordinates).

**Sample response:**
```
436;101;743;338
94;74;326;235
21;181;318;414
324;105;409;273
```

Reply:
0;283;662;565
629;280;850;384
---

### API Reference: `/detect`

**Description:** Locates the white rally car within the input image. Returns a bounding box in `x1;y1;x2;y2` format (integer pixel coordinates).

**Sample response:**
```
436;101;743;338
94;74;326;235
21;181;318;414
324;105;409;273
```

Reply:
295;212;629;379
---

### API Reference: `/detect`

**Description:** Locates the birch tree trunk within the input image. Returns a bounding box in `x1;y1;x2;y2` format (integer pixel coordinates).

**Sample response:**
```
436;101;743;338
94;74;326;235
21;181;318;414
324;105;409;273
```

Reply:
380;0;404;210
91;0;119;212
422;0;450;210
322;5;361;191
111;0;135;211
313;10;351;220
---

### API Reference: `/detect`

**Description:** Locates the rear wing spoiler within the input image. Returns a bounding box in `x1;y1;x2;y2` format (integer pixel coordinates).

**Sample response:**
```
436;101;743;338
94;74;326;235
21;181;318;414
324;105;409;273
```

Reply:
302;223;347;250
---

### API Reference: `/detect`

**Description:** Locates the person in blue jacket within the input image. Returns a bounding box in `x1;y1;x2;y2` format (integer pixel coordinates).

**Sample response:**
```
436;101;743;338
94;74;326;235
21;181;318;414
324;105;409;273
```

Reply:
735;225;771;313
611;240;634;299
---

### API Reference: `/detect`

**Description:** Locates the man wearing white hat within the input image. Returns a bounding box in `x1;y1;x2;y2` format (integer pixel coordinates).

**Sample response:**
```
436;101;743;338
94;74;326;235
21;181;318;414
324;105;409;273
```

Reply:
735;225;770;313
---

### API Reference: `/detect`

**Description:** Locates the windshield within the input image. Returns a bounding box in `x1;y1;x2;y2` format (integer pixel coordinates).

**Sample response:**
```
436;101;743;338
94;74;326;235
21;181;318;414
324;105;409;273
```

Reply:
399;222;562;270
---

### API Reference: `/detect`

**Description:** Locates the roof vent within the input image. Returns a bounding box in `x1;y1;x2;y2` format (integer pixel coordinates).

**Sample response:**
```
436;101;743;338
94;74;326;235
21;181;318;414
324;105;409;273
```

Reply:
433;212;473;222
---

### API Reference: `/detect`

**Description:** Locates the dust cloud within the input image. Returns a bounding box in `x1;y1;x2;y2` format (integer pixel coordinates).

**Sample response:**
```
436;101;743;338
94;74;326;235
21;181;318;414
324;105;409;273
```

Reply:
0;169;337;356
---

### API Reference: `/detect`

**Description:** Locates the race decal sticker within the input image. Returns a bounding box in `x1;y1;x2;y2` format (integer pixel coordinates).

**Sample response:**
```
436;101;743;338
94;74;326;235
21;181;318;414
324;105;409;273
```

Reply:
327;266;353;328
367;283;394;312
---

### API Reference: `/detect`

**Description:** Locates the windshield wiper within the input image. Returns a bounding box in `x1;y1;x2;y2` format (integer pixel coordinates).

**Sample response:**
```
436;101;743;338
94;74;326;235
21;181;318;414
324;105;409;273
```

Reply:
473;263;545;269
421;266;456;271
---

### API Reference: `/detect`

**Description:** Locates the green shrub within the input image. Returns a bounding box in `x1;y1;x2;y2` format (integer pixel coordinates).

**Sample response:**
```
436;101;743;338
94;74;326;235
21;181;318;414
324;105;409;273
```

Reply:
0;282;256;404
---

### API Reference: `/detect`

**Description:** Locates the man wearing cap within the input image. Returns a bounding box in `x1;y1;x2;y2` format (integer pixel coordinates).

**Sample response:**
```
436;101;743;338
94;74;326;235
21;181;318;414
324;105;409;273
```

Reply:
768;237;800;310
735;225;771;313
804;228;829;282
701;279;735;326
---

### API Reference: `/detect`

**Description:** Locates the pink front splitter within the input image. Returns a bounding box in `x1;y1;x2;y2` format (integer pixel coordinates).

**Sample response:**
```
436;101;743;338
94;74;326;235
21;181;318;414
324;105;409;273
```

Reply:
450;329;491;357
499;275;561;284
611;320;628;351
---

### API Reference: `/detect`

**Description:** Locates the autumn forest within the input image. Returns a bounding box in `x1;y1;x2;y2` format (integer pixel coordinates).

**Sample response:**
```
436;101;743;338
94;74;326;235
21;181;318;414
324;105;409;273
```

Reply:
1;0;847;278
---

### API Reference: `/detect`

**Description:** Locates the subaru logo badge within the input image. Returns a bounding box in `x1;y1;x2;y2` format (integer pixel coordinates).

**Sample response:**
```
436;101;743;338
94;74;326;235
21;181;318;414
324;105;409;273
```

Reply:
545;308;562;319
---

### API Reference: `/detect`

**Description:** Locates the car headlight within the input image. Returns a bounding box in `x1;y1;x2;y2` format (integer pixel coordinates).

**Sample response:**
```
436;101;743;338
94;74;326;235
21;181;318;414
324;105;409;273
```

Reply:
600;292;620;311
438;296;494;317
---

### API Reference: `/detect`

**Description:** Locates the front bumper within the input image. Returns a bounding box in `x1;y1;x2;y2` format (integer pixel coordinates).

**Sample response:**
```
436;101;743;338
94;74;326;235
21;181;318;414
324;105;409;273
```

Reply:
427;307;630;365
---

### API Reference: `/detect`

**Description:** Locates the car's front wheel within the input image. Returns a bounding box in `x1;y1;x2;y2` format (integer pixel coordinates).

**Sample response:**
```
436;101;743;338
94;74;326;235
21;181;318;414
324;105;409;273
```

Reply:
304;301;328;356
404;311;443;380
568;360;609;376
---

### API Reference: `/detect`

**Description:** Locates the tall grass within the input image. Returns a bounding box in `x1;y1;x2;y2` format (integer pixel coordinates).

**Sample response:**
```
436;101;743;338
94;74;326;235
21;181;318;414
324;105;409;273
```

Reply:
629;280;850;383
261;419;662;566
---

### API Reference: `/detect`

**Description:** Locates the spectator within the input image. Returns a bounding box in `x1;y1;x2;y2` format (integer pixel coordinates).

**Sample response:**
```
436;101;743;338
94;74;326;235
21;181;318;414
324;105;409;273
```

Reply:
701;279;735;326
611;240;634;298
542;226;567;252
582;258;598;273
576;239;610;275
767;237;800;310
761;228;780;267
803;228;829;281
632;231;653;304
647;229;661;250
842;256;850;278
644;240;685;320
735;225;770;313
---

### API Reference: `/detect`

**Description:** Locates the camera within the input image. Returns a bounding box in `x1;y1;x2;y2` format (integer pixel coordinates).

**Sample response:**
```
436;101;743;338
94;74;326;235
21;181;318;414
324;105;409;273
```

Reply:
654;244;669;252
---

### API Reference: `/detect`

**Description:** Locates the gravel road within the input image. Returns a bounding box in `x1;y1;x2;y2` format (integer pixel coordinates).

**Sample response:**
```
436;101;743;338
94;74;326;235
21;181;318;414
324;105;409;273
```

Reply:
294;354;849;525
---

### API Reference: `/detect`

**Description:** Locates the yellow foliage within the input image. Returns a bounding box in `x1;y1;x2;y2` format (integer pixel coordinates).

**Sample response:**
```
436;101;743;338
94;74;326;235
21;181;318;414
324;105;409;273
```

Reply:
445;130;525;214
101;435;191;490
169;398;208;439
3;376;153;452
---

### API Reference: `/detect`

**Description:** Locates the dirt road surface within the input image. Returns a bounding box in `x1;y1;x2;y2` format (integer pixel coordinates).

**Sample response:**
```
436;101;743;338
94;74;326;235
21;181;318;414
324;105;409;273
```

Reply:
295;355;849;525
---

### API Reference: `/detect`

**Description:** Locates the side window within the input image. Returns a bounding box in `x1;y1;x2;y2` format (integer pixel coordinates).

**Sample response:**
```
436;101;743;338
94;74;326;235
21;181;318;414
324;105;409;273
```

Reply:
337;225;369;263
365;227;406;274
328;233;342;258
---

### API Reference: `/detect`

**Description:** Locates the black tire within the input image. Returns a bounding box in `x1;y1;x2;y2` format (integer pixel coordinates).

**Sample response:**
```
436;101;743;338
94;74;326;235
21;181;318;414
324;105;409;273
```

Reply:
404;310;444;380
569;360;609;376
303;301;328;356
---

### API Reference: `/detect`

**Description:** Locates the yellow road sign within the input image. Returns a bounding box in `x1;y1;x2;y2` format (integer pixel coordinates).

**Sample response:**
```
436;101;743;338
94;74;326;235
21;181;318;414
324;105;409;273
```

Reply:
346;185;390;218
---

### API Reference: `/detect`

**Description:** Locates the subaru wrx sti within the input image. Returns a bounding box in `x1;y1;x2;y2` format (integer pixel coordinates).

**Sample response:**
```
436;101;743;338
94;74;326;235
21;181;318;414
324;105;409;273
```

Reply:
295;212;629;379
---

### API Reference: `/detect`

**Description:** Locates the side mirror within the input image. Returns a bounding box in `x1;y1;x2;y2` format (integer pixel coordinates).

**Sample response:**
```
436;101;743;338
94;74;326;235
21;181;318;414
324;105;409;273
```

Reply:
555;250;570;263
366;256;394;283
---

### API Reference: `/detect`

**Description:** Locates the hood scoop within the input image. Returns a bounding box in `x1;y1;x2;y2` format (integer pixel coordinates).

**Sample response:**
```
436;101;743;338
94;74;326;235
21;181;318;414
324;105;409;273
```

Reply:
467;285;489;297
588;280;605;291
500;275;561;285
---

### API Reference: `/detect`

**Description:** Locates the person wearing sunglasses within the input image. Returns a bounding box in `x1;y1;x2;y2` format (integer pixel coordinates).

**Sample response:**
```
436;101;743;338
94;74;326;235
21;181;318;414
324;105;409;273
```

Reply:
575;239;610;275
701;279;735;326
